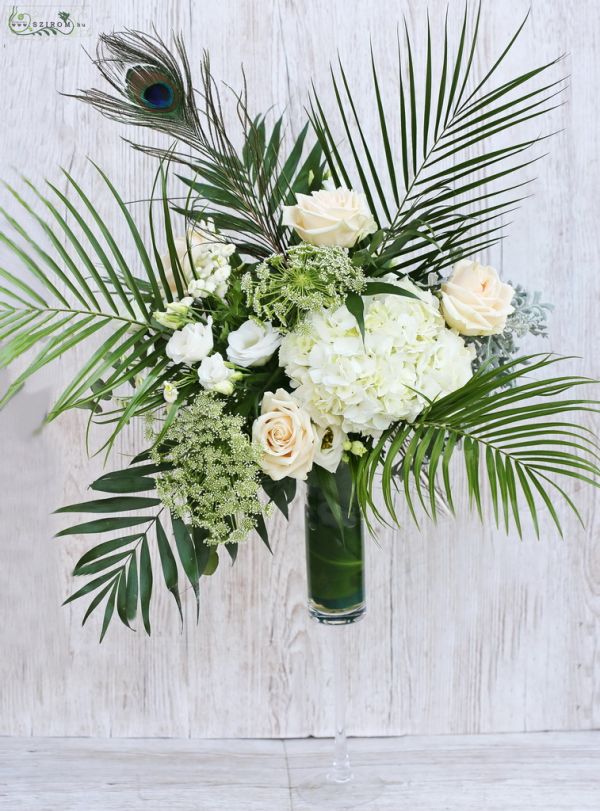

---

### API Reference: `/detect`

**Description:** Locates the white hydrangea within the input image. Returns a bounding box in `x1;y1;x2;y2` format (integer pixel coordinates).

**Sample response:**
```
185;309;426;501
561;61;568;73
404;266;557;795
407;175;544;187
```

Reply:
279;279;474;437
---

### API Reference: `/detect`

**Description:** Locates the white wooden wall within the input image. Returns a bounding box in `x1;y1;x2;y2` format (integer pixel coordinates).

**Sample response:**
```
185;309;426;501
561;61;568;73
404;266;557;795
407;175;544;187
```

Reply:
0;0;599;739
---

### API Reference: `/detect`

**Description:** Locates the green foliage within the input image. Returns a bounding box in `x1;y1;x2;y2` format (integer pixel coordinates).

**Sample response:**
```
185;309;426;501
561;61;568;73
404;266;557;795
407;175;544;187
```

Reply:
356;356;600;536
309;6;566;279
0;167;176;439
57;457;223;641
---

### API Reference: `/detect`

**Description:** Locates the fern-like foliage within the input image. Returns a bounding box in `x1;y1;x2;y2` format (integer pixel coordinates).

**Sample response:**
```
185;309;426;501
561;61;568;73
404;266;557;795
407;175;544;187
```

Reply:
356;356;600;536
309;6;566;280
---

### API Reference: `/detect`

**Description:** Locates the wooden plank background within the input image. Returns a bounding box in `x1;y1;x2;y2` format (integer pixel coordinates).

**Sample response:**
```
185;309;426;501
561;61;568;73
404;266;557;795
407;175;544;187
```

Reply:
0;0;598;739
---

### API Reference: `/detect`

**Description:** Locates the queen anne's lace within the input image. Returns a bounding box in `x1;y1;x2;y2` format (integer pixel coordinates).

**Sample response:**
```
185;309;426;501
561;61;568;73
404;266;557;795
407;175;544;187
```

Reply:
152;394;265;544
241;243;365;331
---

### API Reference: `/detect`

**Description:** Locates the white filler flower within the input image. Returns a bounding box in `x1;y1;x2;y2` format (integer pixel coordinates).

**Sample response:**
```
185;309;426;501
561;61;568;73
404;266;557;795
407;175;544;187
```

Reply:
227;320;281;368
280;280;474;436
166;319;213;366
282;186;377;248
162;221;235;299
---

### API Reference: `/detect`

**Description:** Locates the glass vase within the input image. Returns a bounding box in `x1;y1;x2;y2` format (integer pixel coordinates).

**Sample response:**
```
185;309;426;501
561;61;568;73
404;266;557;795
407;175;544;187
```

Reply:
296;462;384;808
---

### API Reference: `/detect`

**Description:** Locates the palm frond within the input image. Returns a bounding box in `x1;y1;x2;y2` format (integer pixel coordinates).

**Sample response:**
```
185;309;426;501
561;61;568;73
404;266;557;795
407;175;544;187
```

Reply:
356;356;600;536
310;6;566;278
56;456;220;639
0;167;171;422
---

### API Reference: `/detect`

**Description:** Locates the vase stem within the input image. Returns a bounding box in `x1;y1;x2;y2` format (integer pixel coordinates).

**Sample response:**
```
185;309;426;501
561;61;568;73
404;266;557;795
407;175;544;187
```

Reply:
328;625;353;784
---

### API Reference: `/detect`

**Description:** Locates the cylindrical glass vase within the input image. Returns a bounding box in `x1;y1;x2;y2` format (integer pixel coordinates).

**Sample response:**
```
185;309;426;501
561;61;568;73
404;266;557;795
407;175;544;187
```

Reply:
305;462;365;625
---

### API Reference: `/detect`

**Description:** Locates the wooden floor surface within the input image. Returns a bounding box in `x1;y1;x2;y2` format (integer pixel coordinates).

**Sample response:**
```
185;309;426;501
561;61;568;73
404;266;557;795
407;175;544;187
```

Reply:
1;732;599;810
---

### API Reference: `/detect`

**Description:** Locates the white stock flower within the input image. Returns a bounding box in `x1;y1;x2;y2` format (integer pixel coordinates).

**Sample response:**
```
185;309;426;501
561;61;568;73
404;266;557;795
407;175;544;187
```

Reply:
166;319;213;366
441;259;515;336
279;279;474;437
282;186;377;248
252;389;317;481
197;352;235;395
162;221;235;299
313;422;346;473
226;320;281;368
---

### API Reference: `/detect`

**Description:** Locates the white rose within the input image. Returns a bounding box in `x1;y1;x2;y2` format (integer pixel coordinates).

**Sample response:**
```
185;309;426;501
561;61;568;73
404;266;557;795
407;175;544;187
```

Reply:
441;259;515;336
197;352;235;395
166;319;213;366
313;423;346;473
282;186;377;248
252;389;317;481
227;320;281;368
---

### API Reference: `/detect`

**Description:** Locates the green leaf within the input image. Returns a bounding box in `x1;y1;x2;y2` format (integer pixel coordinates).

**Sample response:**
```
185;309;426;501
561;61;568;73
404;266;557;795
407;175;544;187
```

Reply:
172;517;200;601
364;281;420;299
126;554;139;623
90;475;157;494
345;292;365;340
139;537;153;636
255;513;272;553
56;496;161;514
74;550;133;577
56;516;156;537
203;549;219;575
99;583;117;643
74;535;142;572
156;519;183;621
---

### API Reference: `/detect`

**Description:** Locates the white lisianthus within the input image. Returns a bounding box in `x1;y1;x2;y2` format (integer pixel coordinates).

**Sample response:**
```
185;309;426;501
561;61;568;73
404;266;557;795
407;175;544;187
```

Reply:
313;422;346;473
197;352;235;395
162;221;235;299
227;320;281;368
279;279;474;437
282;186;377;248
163;382;178;404
441;259;515;336
166;318;213;366
252;389;317;480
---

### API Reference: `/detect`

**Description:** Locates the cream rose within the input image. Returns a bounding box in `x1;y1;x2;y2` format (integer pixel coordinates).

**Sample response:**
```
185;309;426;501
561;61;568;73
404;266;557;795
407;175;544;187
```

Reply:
282;186;377;248
441;259;515;336
252;389;317;481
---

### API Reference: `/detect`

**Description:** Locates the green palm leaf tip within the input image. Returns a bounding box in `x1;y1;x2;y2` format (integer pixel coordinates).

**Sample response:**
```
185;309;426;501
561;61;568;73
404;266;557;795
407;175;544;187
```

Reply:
310;7;566;277
359;355;600;539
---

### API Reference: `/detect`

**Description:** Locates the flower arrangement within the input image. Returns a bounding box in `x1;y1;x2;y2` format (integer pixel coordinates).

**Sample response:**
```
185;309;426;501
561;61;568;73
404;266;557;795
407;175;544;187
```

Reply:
0;18;597;639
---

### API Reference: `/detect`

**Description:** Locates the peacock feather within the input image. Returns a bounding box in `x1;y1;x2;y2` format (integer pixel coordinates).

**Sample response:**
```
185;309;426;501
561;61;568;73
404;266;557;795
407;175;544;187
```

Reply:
73;30;324;259
72;30;200;143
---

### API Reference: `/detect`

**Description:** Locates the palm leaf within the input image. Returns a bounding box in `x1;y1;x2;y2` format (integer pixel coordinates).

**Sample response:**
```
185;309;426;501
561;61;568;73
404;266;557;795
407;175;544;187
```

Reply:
309;6;565;277
357;356;600;537
0;166;174;428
